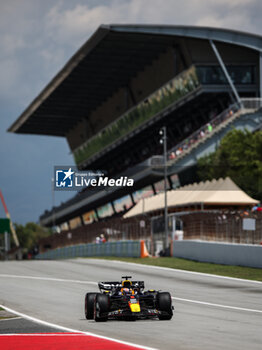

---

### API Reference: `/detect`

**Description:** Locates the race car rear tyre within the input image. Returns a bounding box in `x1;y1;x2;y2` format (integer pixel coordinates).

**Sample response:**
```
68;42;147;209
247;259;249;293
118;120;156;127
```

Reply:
85;293;97;319
94;293;109;322
157;292;173;320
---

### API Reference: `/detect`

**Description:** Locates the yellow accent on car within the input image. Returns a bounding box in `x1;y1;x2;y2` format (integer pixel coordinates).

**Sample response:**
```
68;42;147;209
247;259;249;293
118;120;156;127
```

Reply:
130;303;141;312
122;279;132;287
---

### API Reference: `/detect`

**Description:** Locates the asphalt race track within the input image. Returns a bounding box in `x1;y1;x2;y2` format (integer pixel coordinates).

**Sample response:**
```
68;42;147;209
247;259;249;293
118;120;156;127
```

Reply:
0;259;262;350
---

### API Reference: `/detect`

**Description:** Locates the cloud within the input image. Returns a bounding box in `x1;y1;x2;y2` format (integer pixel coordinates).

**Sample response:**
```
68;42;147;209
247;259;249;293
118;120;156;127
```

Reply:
0;58;22;99
1;0;261;113
45;2;127;46
194;0;258;33
44;0;262;47
1;0;261;103
0;34;25;57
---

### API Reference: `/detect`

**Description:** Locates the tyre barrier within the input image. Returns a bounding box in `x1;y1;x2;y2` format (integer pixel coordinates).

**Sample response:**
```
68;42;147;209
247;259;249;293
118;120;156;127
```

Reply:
35;240;146;260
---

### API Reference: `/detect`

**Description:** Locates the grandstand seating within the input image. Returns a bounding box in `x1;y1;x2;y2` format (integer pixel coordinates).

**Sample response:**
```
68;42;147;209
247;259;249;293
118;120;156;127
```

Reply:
165;98;262;170
40;98;262;227
74;66;200;166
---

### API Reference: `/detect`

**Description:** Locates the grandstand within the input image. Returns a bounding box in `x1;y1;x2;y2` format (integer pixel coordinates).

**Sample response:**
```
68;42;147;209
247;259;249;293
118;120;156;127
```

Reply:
8;25;262;232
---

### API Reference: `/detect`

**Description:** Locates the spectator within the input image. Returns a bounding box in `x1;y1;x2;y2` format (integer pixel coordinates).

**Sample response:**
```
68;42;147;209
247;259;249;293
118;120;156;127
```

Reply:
169;152;176;160
207;123;213;133
257;204;262;212
200;130;205;138
176;147;183;156
252;203;262;212
184;139;189;149
252;205;258;212
100;234;106;243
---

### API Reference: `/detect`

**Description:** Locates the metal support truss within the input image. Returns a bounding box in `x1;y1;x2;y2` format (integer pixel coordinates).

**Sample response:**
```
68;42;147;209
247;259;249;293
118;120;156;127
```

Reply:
209;40;242;107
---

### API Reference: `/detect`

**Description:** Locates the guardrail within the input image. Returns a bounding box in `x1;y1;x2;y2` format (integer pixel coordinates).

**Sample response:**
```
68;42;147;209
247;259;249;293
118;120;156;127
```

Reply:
241;97;262;110
74;66;200;165
36;240;142;259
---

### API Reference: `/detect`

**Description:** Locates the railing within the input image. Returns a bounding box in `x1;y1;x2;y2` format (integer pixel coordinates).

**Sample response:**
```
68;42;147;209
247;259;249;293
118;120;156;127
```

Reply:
196;65;255;85
74;66;200;165
166;98;262;162
241;98;262;110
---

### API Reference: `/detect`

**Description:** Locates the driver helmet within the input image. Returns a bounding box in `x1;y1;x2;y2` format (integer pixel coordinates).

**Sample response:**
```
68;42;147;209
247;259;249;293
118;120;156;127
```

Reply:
122;288;131;295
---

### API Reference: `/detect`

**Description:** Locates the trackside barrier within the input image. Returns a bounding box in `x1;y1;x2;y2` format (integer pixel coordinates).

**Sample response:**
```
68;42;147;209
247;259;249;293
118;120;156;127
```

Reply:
172;240;262;268
35;240;142;260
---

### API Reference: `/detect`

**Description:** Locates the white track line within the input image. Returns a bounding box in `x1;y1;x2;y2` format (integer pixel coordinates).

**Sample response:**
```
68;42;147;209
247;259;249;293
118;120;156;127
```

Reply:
172;297;262;314
1;273;261;314
0;305;157;350
0;274;97;285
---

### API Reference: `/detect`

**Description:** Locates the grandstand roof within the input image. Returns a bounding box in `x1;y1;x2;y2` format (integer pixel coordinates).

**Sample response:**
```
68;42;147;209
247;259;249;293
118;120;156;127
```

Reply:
8;25;262;136
124;177;259;218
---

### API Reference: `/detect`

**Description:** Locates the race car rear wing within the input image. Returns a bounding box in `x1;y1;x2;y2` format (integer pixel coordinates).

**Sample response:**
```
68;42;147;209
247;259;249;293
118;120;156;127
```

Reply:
98;281;145;292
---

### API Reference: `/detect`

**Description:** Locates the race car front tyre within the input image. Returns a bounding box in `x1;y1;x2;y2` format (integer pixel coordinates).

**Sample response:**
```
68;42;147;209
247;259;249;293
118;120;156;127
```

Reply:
85;292;97;319
94;293;109;322
157;292;173;320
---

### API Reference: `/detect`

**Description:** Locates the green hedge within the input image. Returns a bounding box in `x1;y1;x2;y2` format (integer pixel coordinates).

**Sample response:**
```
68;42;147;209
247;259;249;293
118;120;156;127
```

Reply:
74;66;200;165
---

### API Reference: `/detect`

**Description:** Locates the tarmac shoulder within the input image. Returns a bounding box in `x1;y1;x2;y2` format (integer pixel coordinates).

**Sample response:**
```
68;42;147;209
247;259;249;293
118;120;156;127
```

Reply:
0;308;67;334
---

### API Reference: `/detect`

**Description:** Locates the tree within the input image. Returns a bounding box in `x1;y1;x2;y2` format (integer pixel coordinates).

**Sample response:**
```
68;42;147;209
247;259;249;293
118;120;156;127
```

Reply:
197;129;262;201
14;222;51;252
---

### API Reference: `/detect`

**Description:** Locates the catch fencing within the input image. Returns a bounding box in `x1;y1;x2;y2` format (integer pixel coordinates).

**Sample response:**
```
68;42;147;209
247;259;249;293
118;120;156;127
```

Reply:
39;217;151;253
179;211;262;245
37;211;262;260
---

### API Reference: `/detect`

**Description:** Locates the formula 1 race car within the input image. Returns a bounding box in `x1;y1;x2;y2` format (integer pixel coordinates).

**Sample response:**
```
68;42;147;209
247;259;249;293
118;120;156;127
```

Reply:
85;276;173;321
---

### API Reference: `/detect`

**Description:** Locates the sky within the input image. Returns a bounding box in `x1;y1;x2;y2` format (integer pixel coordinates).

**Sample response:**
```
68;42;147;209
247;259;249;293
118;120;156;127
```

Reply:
1;0;262;225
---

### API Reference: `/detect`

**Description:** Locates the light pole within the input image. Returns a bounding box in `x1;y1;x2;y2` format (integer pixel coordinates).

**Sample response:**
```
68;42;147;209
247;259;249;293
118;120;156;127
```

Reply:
159;126;169;251
51;177;55;228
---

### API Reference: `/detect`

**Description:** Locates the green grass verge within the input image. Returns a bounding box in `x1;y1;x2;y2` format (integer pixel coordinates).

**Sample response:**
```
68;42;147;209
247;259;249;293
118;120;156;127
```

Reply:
0;307;16;320
90;257;262;282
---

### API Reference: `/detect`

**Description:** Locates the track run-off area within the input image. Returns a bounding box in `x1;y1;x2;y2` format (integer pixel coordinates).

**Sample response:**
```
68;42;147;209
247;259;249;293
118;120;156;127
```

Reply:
0;259;262;350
